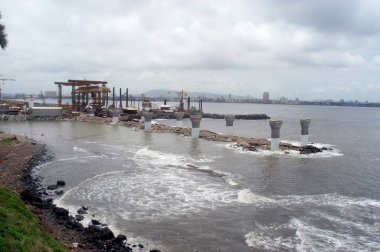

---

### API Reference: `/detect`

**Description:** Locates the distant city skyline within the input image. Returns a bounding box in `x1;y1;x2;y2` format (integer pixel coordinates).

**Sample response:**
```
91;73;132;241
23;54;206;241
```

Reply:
2;1;380;102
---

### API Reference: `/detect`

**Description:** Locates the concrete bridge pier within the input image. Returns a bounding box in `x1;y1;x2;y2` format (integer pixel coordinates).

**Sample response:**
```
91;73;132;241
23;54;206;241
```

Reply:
269;120;282;151
224;114;235;135
175;112;185;127
190;114;202;139
112;111;119;124
142;111;154;131
300;119;311;146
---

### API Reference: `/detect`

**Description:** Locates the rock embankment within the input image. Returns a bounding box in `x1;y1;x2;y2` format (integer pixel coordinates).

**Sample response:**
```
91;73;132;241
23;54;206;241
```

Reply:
148;111;270;120
0;133;162;252
118;120;326;154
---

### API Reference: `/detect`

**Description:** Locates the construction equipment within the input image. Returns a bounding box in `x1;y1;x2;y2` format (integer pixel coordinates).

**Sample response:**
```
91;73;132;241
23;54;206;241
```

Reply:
40;91;46;104
0;78;15;101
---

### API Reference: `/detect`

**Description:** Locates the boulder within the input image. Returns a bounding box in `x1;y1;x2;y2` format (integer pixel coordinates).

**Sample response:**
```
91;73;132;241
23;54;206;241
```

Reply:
57;180;66;186
55;190;64;195
116;234;127;242
47;184;58;190
54;207;69;217
85;225;115;241
77;208;88;214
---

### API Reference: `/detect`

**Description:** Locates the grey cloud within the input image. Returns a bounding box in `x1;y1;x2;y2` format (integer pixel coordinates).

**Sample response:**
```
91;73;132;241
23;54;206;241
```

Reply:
1;0;380;101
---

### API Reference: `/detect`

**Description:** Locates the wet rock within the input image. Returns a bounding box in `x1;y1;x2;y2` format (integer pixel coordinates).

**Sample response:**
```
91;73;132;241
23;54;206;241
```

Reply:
77;208;88;214
47;184;58;190
116;234;127;242
85;225;115;241
150;250;162;252
138;244;144;248
57;180;65;186
20;189;41;203
54;190;64;195
91;219;101;225
67;216;85;231
54;207;69;217
75;215;84;221
299;145;322;155
82;206;88;210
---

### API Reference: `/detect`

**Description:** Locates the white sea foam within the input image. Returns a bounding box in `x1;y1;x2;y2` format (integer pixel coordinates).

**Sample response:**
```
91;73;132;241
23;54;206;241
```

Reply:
237;189;276;205
58;169;237;221
73;146;90;153
132;148;229;179
245;215;380;252
225;142;343;158
57;157;78;162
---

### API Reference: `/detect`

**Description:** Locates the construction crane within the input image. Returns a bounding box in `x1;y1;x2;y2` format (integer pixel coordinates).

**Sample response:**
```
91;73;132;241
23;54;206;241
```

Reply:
40;91;46;104
0;78;16;101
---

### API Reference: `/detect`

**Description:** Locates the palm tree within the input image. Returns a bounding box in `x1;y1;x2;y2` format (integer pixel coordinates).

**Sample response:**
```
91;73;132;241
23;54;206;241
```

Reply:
0;11;8;50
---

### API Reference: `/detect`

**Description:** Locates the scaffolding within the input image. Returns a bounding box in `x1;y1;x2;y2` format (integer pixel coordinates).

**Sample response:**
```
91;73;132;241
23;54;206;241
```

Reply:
54;79;110;111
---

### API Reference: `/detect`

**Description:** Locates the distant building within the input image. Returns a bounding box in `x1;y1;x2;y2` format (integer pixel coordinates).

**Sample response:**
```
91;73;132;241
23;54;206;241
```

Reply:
45;91;57;98
263;92;270;102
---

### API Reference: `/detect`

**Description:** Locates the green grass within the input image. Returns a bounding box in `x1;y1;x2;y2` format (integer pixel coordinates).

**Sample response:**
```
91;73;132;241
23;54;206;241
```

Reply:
0;140;14;146
0;134;19;146
0;187;67;252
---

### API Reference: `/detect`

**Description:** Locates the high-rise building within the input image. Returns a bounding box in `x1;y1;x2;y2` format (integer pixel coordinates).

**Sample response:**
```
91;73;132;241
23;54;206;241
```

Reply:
263;92;269;101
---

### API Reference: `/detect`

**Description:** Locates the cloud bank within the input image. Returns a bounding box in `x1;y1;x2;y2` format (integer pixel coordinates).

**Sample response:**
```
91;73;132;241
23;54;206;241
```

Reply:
1;0;380;101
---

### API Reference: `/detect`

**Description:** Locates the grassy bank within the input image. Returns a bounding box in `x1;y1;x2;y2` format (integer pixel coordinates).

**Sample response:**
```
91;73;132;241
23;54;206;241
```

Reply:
0;187;67;252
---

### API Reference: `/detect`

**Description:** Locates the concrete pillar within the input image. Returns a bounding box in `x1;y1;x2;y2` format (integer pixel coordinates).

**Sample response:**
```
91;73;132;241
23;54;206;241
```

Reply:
224;114;235;135
300;119;311;146
112;111;119;124
142;111;154;131
269;120;282;151
58;84;62;106
190;114;202;139
126;88;128;106
112;87;115;108
174;112;185;127
119;88;122;108
71;85;76;110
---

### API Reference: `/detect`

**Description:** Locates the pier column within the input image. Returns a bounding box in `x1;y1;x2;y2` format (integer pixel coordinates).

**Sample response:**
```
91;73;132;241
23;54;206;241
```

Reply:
269;120;282;151
174;112;185;127
58;84;62;106
224;114;235;135
190;114;202;139
119;88;122;108
142;111;154;131
71;85;76;110
112;111;119;124
300;119;311;146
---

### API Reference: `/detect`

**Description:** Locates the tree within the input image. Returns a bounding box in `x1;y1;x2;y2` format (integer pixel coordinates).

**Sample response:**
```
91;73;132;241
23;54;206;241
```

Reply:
0;11;8;50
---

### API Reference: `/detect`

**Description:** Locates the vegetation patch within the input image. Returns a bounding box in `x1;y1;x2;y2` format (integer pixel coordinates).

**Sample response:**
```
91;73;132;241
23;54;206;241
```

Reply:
0;187;67;252
0;133;19;146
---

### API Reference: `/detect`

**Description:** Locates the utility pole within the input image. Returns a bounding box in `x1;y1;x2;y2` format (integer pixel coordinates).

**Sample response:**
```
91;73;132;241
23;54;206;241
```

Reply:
0;78;15;101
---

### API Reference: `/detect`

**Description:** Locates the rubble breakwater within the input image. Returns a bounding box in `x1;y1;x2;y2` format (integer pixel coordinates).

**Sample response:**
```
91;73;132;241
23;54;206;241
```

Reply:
1;113;327;155
115;120;328;155
149;111;270;120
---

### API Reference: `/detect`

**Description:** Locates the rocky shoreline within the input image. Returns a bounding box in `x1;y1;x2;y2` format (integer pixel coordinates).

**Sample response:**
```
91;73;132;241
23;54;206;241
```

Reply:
0;114;329;251
0;133;161;252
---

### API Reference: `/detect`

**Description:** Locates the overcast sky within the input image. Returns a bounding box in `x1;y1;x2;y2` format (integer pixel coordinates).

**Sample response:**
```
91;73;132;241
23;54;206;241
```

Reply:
1;0;380;101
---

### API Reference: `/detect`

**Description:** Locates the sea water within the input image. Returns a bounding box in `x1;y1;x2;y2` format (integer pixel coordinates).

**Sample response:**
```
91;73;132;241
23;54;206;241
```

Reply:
1;103;380;251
